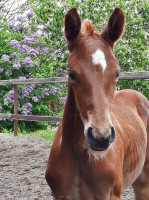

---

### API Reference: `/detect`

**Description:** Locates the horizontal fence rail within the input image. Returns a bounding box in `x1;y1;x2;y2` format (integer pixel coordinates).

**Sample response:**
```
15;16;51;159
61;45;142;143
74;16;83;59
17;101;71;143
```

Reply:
0;114;62;122
0;77;68;85
0;72;149;86
0;71;149;136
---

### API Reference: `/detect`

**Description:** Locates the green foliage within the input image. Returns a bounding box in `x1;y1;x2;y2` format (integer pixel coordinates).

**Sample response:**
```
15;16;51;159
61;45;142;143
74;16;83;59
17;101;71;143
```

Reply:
32;0;148;96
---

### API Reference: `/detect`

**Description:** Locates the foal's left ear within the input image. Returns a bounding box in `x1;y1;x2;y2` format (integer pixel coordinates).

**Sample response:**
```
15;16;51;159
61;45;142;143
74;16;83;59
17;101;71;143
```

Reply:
102;7;125;48
64;8;81;42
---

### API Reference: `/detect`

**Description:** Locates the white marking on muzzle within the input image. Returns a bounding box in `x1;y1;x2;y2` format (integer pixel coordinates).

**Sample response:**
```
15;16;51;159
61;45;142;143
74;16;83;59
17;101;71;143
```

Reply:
92;49;107;72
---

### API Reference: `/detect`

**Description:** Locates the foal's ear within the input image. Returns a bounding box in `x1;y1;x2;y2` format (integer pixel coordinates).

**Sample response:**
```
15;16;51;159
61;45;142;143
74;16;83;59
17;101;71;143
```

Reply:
102;7;125;47
65;8;81;42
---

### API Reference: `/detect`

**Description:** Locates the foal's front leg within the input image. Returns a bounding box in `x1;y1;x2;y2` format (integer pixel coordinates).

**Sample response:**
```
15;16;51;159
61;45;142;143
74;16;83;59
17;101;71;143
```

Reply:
132;124;149;200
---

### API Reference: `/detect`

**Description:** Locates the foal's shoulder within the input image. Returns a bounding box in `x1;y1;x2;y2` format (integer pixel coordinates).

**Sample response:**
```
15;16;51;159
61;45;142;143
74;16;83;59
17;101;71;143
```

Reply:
113;89;149;118
114;89;148;103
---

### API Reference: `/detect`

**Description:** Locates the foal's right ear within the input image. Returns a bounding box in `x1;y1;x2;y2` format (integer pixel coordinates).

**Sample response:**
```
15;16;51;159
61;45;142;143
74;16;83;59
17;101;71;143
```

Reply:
65;8;81;42
102;7;125;48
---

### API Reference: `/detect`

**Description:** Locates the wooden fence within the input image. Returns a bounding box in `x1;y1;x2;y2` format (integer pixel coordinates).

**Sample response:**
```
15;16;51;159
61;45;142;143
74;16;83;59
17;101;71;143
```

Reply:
0;71;149;136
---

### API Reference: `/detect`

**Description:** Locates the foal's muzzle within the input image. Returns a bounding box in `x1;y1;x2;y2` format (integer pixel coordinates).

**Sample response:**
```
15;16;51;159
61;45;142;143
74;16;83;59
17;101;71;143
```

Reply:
86;127;116;151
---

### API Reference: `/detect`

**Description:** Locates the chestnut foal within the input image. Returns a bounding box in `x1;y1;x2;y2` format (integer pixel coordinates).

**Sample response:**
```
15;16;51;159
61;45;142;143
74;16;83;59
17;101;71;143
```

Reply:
46;7;149;200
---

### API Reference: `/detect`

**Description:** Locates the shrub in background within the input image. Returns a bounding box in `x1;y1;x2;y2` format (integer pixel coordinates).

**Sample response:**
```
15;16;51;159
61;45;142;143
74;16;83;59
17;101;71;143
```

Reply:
0;11;67;131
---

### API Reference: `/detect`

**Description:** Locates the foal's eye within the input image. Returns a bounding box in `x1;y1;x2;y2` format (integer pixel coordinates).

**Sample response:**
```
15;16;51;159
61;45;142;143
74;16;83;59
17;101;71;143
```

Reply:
115;72;119;80
68;71;76;80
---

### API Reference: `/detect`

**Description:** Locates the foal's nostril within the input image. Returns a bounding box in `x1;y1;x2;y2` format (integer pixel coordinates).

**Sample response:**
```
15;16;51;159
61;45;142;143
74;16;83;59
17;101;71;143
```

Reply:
110;126;116;143
86;127;94;143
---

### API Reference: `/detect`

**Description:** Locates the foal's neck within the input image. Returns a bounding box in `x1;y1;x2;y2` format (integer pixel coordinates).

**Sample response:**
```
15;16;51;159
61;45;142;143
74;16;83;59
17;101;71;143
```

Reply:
61;83;84;147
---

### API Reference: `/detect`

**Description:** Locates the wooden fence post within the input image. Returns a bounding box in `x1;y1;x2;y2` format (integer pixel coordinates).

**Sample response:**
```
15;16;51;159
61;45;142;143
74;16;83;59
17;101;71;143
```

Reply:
14;84;18;136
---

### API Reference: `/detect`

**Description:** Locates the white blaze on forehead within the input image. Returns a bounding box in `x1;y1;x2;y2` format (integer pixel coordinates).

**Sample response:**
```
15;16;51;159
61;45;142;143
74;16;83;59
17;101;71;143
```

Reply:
92;49;107;72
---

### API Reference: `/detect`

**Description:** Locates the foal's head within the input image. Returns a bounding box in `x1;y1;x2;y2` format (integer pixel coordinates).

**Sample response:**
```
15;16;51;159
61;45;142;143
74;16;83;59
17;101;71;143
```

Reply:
65;8;125;151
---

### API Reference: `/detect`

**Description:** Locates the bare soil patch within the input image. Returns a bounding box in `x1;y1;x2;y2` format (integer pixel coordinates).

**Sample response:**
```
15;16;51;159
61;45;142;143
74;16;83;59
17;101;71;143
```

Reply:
0;133;135;199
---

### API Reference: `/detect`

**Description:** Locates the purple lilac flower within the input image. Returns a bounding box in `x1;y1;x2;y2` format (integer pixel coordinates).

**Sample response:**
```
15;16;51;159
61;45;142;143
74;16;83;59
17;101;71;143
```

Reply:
0;68;4;74
42;47;49;54
25;37;35;45
17;16;23;21
27;11;35;19
4;98;8;104
44;88;50;96
55;49;62;54
50;86;61;95
6;70;12;75
60;97;67;104
29;49;39;57
14;24;21;31
23;57;32;66
7;90;14;104
32;96;39;102
13;60;21;69
2;54;10;62
10;52;17;58
16;53;21;58
21;103;32;115
27;84;35;93
8;22;15;29
22;88;29;97
10;40;20;49
0;93;3;97
56;68;62;72
25;102;32;108
22;108;30;115
32;33;38;38
19;45;28;53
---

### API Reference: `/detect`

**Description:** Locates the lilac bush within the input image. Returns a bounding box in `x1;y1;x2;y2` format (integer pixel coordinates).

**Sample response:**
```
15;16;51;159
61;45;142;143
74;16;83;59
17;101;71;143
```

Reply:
0;9;67;131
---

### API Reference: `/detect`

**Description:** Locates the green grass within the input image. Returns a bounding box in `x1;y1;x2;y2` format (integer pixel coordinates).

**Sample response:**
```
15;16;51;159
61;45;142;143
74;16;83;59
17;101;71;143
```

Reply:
2;126;57;142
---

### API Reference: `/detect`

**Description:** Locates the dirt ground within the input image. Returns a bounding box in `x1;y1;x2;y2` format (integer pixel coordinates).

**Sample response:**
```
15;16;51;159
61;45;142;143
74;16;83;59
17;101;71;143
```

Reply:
0;133;135;200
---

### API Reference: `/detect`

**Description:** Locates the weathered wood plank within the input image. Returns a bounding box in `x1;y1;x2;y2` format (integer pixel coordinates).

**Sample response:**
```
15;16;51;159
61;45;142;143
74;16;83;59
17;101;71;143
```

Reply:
12;114;62;122
0;72;149;85
0;113;62;122
0;113;12;119
0;77;67;85
119;72;149;80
